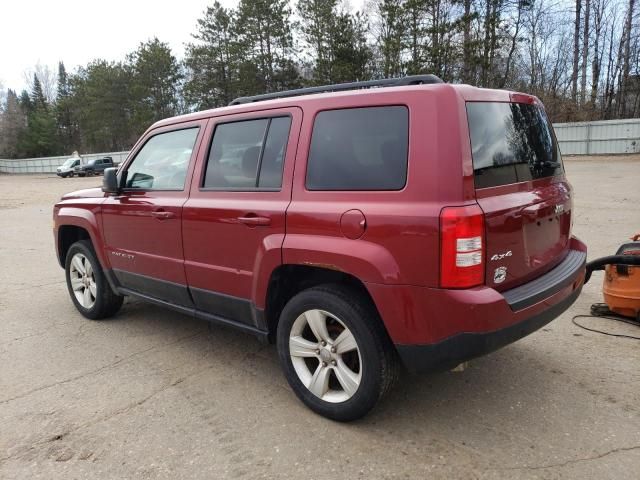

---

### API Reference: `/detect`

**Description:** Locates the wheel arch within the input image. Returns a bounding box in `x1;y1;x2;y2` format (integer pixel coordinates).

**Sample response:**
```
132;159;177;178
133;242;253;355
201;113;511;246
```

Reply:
263;264;390;341
56;208;108;270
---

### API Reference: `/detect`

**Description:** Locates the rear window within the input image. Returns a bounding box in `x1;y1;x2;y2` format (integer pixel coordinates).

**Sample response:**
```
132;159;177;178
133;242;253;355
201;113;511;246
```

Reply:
466;102;562;189
306;106;408;190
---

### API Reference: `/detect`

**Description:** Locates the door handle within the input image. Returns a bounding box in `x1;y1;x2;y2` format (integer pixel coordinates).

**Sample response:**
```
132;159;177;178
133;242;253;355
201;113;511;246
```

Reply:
237;215;271;226
151;210;175;220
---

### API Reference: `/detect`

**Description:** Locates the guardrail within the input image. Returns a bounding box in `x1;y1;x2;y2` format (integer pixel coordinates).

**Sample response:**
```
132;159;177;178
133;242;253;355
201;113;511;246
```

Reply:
1;118;639;173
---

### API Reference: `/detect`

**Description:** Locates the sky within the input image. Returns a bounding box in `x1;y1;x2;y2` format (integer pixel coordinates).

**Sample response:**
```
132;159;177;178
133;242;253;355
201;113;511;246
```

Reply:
0;0;365;95
0;0;232;93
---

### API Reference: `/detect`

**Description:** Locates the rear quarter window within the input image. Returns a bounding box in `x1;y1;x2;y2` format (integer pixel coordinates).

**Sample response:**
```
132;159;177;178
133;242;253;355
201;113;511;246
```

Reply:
467;102;562;189
306;106;409;191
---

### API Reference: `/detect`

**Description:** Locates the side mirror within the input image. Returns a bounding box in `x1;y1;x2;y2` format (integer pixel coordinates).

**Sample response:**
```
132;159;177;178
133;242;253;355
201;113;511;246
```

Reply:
102;167;120;194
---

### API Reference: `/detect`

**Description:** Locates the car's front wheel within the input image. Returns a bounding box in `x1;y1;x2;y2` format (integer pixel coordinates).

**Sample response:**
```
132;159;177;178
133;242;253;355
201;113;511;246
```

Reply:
65;240;123;320
277;285;399;421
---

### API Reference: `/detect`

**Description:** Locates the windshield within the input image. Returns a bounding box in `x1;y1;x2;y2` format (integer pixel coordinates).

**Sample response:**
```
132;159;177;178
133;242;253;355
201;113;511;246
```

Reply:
467;102;562;188
62;158;76;168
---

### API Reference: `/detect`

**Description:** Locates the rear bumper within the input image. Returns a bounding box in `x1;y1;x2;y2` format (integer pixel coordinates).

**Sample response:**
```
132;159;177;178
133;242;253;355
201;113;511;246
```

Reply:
396;284;582;372
366;237;586;372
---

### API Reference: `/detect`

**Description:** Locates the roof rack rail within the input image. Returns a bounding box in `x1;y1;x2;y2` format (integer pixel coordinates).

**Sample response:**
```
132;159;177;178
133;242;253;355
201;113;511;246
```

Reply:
228;75;443;106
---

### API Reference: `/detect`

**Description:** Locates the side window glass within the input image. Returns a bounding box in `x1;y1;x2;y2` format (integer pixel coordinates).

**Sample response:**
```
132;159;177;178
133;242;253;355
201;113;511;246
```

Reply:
306;106;409;190
203;116;291;190
125;128;199;190
259;117;291;188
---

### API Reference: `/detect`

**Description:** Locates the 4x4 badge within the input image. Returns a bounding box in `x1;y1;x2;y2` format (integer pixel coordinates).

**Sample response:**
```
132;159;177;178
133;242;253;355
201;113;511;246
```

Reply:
490;251;512;261
494;266;507;284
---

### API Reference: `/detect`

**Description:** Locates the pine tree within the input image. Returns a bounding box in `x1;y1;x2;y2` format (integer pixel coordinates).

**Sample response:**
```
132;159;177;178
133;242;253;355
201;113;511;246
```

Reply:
330;11;373;83
56;61;77;153
184;1;239;109
31;74;47;111
129;38;182;133
70;60;135;151
376;0;406;78
235;0;299;94
0;89;27;158
403;0;427;75
297;0;339;84
15;74;60;157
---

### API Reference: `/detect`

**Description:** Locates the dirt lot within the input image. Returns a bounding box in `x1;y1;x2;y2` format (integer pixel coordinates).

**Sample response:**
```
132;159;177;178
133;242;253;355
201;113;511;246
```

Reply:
1;159;639;479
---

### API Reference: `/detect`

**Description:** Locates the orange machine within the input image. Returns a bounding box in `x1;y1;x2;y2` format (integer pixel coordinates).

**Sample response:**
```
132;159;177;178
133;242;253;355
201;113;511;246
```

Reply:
586;234;640;321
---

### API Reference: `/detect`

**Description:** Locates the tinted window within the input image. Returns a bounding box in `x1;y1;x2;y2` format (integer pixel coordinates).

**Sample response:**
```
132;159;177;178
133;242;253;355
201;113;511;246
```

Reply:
467;102;562;189
203;116;291;190
125;128;199;190
306;106;408;190
259;117;290;188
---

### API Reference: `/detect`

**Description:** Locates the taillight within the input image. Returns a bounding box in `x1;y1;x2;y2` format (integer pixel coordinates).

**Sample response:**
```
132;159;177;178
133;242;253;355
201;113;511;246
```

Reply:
440;205;485;288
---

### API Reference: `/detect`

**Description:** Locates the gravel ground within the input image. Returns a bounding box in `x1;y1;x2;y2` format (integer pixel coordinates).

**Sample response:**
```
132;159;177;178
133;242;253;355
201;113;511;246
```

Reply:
1;159;639;479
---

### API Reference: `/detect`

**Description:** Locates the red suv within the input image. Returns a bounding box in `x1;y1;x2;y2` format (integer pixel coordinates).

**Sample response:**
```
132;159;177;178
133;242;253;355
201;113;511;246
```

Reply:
53;76;586;421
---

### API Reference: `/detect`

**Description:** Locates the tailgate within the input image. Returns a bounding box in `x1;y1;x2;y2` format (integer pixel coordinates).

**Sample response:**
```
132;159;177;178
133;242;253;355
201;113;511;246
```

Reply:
466;101;572;291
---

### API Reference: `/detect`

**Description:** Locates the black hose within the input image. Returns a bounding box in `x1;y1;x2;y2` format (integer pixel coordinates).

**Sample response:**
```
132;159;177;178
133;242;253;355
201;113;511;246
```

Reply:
584;255;640;284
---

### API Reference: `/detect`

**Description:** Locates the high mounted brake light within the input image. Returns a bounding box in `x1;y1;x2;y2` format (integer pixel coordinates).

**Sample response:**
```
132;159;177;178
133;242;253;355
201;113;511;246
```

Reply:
440;205;485;288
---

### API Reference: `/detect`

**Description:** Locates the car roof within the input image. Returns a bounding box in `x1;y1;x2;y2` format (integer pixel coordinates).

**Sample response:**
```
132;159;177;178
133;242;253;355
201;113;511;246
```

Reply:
150;83;534;130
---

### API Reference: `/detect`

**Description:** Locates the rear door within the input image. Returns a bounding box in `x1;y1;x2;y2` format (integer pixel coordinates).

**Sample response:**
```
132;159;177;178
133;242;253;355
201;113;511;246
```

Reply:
182;108;301;327
466;101;572;291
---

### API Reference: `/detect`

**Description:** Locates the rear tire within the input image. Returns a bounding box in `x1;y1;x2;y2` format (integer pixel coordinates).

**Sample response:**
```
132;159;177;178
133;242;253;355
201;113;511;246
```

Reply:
65;240;123;320
276;284;399;421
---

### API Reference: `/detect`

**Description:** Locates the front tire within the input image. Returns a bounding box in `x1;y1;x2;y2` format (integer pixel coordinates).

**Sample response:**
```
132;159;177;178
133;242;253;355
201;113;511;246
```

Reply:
65;240;123;320
276;285;398;421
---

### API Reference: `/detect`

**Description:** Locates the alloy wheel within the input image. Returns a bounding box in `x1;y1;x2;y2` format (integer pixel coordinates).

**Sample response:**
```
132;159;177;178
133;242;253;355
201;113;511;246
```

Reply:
69;253;96;309
289;309;362;403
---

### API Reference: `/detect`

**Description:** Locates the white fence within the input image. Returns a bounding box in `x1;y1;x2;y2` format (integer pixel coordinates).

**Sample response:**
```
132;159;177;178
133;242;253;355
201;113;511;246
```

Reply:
1;118;639;173
0;151;129;174
554;118;640;155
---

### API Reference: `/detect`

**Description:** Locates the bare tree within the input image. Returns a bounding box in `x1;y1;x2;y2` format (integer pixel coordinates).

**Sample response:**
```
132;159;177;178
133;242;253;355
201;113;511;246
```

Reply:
580;0;590;107
572;0;582;103
22;63;57;104
618;0;636;116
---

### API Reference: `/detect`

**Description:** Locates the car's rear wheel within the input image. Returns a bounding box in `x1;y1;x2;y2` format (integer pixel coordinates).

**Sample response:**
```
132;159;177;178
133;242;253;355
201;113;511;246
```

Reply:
68;172;74;178
65;240;123;320
276;285;398;421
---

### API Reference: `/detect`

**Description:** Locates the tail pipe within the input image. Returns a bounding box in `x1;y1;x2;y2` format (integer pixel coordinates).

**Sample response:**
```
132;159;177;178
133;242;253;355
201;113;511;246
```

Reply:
584;255;640;284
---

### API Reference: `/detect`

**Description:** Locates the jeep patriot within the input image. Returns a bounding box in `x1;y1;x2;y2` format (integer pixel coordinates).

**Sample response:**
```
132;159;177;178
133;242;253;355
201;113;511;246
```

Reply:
53;76;587;421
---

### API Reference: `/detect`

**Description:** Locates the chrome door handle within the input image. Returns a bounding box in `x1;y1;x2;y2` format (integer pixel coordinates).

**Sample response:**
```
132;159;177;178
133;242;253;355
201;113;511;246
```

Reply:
237;215;271;226
151;210;175;220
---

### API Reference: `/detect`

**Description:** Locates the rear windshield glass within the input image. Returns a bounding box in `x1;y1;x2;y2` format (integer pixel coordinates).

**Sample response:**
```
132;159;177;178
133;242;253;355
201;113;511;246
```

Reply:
466;102;562;189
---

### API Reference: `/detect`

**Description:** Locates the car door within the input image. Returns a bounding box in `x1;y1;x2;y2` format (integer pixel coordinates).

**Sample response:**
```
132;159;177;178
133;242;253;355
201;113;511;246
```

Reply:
182;108;302;328
102;120;207;306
